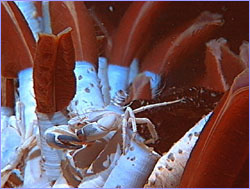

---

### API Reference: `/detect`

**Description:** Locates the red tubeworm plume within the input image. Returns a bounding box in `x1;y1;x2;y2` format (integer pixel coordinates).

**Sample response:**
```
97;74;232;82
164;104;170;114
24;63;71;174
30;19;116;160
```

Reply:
109;1;165;67
1;1;35;78
141;11;223;76
196;38;247;92
1;78;15;108
180;69;249;188
127;73;152;102
49;1;98;66
33;28;76;113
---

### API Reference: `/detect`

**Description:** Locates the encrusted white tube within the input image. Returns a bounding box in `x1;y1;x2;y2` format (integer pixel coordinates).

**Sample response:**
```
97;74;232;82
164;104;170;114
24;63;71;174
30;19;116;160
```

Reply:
68;61;105;115
128;58;139;85
18;68;37;140
14;1;43;41
144;71;161;98
103;140;160;188
107;64;129;100
98;57;110;106
145;112;213;188
37;112;68;182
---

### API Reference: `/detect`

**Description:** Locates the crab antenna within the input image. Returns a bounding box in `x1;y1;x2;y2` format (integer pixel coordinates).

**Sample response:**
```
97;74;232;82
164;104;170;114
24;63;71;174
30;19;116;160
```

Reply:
133;98;185;114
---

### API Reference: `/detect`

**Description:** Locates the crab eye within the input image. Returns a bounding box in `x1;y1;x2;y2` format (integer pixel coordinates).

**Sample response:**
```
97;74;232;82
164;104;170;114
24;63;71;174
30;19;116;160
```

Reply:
76;129;83;136
76;129;85;141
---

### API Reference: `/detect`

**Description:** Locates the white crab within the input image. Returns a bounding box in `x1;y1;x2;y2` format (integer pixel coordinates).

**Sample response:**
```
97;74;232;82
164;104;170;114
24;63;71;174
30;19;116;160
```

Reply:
45;99;184;154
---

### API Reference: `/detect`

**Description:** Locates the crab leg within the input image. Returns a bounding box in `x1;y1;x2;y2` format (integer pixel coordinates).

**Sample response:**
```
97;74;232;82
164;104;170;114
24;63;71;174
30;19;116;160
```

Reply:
79;129;124;187
76;113;118;143
44;125;82;150
134;118;159;144
133;98;184;114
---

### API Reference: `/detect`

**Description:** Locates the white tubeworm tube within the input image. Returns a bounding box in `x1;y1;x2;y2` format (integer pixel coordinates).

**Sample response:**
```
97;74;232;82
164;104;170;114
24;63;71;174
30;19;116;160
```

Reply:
14;1;42;41
107;64;129;100
1;120;22;170
68;61;105;115
1;107;13;132
53;174;71;188
15;101;26;141
145;112;213;188
1;134;35;187
37;111;68;182
144;71;161;98
103;140;160;188
18;68;37;140
22;145;51;188
98;57;110;106
41;1;52;34
128;58;139;85
1;101;35;186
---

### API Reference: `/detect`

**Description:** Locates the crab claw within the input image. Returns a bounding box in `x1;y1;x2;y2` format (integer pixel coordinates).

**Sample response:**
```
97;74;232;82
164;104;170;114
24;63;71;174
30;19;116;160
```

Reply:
44;125;83;150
